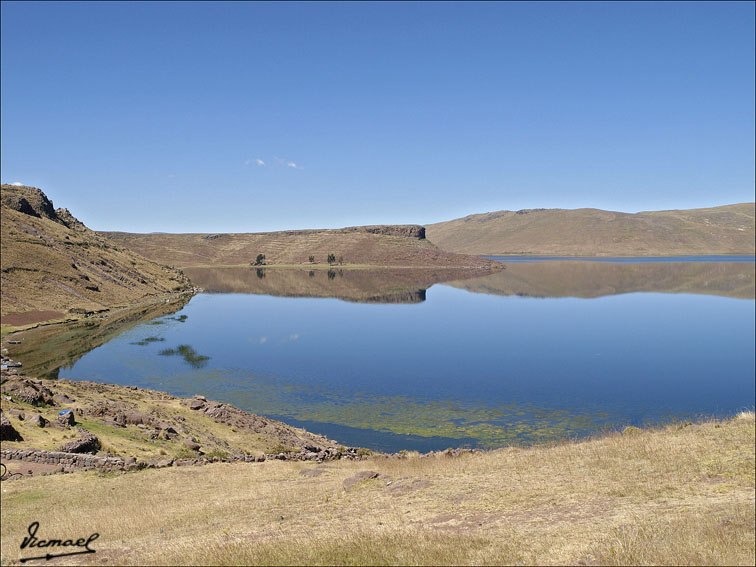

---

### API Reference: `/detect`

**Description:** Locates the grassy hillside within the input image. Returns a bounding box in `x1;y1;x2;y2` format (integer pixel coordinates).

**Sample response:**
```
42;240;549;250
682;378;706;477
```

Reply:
445;260;755;299
1;185;192;327
2;409;753;565
0;374;340;462
426;203;755;256
101;227;499;269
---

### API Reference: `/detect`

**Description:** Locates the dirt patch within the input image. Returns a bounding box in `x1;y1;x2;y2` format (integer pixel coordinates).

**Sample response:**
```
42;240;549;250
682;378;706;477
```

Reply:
2;459;60;478
386;478;429;495
1;311;65;326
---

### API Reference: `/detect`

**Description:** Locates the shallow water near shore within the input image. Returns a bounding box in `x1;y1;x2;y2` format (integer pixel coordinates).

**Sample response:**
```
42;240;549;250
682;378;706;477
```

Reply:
46;260;755;452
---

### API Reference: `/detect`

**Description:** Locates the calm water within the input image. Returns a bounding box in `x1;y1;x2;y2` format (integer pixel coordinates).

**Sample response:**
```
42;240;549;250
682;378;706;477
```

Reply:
485;255;756;263
55;261;755;452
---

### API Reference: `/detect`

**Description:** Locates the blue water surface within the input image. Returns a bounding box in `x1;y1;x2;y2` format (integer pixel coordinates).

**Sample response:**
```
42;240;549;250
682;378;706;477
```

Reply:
58;273;756;452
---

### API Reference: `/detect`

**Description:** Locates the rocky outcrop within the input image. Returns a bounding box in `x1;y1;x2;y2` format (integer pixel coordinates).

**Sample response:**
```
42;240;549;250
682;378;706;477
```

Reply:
54;207;87;231
57;428;101;453
1;378;55;406
344;225;426;239
1;412;23;441
0;185;59;222
184;395;335;452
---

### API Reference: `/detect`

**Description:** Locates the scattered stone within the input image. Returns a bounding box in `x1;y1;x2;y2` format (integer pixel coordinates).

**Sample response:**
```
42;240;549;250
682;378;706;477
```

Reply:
342;470;391;490
189;399;205;410
1;412;23;441
54;393;75;404
57;410;76;427
184;440;201;451
29;414;48;428
57;428;100;453
1;378;55;406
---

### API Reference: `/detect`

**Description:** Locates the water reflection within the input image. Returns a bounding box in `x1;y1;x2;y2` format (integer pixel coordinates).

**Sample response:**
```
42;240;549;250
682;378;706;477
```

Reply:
6;296;191;378
183;266;491;304
448;261;755;299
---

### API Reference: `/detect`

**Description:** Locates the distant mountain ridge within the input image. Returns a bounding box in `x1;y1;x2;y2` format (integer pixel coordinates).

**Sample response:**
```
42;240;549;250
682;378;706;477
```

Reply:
425;203;755;257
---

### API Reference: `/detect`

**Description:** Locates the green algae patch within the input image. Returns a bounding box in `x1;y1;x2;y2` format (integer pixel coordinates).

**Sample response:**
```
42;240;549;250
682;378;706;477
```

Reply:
167;369;615;448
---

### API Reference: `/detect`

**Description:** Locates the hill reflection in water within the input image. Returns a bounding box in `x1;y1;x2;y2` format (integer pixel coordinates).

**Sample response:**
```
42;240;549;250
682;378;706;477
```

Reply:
445;260;755;299
182;267;494;304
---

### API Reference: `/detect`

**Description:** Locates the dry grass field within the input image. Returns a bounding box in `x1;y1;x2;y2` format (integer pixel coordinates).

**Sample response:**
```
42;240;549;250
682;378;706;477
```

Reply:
426;204;755;257
2;412;753;565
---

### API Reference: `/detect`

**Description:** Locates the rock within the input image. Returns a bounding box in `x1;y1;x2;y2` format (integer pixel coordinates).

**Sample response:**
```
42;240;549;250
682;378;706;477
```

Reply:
155;458;174;468
57;429;100;453
57;410;76;427
54;394;74;404
342;470;390;490
189;399;205;410
29;414;48;428
2;379;54;406
386;479;429;495
1;411;23;441
184;440;201;451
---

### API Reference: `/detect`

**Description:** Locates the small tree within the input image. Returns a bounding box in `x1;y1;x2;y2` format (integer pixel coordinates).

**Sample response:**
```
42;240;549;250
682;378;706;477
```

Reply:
327;253;336;265
338;256;344;265
308;255;315;263
253;253;266;266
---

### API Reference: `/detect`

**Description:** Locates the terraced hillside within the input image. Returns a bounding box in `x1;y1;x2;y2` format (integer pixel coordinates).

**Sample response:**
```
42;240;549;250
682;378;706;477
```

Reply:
1;184;191;326
426;204;755;256
101;227;499;269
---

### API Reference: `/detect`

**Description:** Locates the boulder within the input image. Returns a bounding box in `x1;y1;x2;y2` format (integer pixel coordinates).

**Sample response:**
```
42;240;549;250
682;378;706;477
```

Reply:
57;410;76;427
57;429;100;454
1;412;23;441
29;414;48;428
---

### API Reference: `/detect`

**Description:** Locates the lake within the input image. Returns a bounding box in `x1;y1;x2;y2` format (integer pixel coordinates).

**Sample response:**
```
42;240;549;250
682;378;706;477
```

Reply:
34;258;756;452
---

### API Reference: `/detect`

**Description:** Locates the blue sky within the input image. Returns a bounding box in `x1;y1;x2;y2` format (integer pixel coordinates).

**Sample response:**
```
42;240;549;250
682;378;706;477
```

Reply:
2;1;754;233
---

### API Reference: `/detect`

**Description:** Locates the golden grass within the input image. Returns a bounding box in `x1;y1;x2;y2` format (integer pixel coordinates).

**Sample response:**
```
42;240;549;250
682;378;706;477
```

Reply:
2;413;753;565
426;203;755;256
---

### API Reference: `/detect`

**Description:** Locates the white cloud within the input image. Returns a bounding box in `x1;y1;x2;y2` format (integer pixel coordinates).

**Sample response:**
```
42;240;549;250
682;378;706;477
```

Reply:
287;161;302;170
289;333;299;341
256;159;265;166
10;182;24;186
245;157;266;167
167;173;176;179
259;337;268;344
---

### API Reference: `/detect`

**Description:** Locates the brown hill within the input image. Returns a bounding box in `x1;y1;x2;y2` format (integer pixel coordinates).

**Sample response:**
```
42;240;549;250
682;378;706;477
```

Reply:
100;226;499;269
426;204;755;256
1;184;191;325
444;260;755;299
